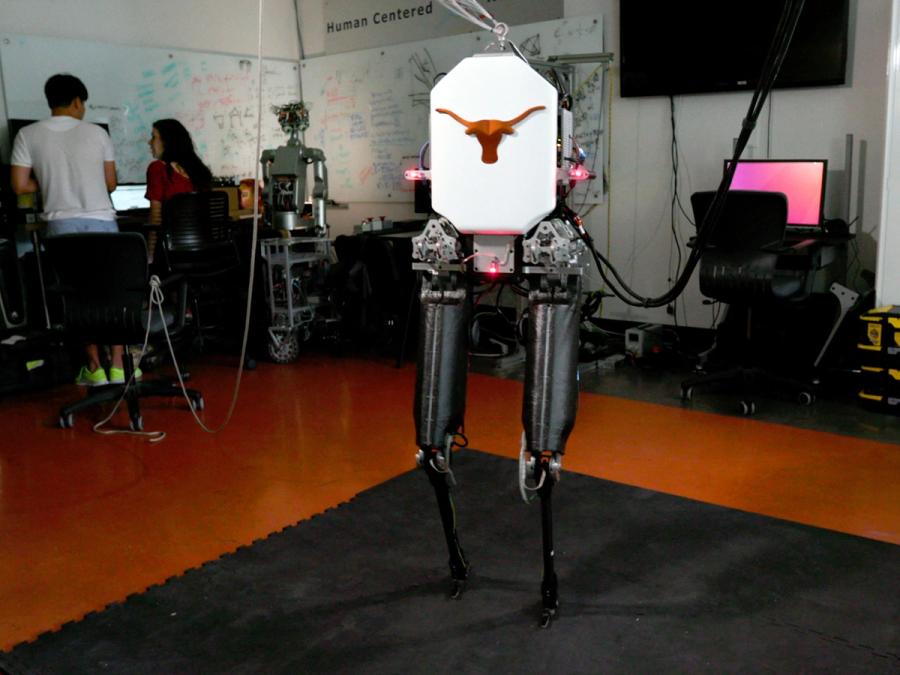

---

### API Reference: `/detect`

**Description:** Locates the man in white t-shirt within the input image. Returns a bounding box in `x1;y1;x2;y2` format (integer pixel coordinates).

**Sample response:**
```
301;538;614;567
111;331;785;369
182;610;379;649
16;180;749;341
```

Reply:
10;74;134;386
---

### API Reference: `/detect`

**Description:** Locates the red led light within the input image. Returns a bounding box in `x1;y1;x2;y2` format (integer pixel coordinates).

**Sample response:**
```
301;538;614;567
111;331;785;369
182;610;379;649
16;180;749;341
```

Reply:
568;165;591;181
488;264;498;275
404;168;427;181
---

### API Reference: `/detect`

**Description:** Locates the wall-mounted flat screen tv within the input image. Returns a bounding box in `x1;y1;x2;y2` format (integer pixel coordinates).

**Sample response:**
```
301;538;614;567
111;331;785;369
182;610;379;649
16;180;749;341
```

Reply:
619;0;850;98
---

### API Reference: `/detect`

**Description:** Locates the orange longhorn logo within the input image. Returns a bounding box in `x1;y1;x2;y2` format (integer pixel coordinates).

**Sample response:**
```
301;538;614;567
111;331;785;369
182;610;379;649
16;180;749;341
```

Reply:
436;106;546;164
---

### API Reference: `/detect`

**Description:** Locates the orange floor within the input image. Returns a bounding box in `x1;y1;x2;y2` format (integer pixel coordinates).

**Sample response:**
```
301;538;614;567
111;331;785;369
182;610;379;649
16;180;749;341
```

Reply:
1;356;898;651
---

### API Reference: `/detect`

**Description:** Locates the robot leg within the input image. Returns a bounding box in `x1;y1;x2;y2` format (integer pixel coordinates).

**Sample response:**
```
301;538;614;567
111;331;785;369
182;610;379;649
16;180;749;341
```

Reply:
522;277;581;627
414;272;470;597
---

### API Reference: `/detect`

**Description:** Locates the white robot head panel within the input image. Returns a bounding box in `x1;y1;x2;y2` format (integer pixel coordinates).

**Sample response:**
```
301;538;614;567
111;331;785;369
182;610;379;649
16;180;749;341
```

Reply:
430;53;558;235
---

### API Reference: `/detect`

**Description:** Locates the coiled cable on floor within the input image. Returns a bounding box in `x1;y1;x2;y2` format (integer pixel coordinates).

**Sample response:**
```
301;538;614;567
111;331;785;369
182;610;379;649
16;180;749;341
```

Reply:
92;277;169;442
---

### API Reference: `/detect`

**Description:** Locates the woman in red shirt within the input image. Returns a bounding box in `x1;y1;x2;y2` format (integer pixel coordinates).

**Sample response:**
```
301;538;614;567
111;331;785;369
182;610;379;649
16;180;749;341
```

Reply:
145;118;212;259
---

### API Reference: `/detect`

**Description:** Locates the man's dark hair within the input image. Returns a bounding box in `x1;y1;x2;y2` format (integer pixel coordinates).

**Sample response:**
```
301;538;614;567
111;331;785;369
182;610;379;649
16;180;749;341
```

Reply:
44;74;88;109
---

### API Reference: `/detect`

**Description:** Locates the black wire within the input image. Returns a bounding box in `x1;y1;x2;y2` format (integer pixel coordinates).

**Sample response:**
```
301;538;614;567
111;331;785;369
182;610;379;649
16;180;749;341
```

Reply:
669;94;684;327
548;68;570;100
451;432;468;448
580;0;806;309
669;94;684;278
494;283;506;312
418;141;430;171
710;301;722;330
509;284;530;297
473;282;498;304
846;217;862;285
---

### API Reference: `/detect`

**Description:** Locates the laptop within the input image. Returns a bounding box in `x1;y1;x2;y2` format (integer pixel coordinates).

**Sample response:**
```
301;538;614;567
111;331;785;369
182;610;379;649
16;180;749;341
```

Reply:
110;184;150;213
725;159;827;234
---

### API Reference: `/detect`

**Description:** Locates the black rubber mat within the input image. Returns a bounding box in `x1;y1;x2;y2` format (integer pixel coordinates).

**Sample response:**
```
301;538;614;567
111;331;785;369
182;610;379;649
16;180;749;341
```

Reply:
2;450;898;674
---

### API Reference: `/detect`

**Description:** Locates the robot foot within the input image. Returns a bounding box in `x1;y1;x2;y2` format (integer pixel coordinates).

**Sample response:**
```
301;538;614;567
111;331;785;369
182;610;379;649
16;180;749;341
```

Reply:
539;570;559;628
448;555;470;599
539;604;558;629
449;576;468;600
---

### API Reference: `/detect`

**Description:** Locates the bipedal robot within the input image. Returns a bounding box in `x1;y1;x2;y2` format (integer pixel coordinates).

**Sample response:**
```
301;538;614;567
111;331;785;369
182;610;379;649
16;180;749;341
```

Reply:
259;102;336;363
410;51;590;627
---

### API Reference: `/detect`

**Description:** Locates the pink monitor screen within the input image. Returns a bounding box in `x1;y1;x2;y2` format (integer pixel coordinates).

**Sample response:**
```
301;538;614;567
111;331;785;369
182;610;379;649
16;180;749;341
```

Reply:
726;160;826;227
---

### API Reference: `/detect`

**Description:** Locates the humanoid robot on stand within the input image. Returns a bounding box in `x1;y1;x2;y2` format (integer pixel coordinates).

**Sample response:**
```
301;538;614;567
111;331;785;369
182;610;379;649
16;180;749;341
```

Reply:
409;17;594;627
259;102;337;363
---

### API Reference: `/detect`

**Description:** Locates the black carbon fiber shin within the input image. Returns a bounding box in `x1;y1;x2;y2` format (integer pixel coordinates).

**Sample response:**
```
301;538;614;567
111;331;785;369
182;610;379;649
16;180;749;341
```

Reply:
522;279;581;457
414;278;469;450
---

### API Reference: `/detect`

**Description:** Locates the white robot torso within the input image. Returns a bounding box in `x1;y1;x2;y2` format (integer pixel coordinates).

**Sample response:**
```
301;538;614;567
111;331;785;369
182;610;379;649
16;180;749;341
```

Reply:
430;53;559;235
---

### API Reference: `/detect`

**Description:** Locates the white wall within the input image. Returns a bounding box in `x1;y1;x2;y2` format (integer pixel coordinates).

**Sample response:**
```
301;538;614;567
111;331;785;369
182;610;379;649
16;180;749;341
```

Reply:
878;0;900;306
0;0;302;58
0;0;892;326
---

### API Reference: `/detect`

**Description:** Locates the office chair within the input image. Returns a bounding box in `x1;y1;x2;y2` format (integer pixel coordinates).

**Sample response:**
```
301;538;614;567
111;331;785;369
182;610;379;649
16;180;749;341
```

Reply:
359;234;417;358
161;191;241;349
332;234;367;337
44;232;203;430
681;190;821;415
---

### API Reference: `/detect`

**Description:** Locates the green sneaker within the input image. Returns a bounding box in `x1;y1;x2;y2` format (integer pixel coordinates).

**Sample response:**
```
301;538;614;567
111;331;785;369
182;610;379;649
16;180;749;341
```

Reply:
76;366;109;387
109;366;143;384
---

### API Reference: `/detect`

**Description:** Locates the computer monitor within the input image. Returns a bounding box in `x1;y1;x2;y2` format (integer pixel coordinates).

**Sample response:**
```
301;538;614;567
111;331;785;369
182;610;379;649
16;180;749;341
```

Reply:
725;159;827;229
8;119;38;143
110;184;149;212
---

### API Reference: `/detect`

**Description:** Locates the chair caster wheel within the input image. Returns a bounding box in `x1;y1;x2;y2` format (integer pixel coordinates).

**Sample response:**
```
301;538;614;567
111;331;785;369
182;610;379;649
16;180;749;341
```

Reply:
798;391;815;406
740;400;756;416
190;395;205;412
245;357;257;370
59;413;74;429
681;386;693;402
130;416;144;431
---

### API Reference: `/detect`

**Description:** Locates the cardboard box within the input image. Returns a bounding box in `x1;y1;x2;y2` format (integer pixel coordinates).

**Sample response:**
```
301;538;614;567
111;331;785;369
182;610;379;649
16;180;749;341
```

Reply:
213;186;254;220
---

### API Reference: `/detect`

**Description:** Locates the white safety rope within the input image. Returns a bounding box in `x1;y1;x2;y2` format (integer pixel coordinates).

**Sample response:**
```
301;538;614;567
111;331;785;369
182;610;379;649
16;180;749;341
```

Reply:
92;277;169;442
93;0;266;442
437;0;527;60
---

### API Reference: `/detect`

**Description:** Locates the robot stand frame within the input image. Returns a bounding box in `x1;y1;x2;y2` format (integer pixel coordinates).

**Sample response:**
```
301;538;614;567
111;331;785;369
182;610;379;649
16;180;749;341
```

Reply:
259;235;335;363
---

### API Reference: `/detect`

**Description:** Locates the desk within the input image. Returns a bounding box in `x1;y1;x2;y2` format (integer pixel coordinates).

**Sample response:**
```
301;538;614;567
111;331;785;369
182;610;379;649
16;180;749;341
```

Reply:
781;231;855;293
115;210;150;230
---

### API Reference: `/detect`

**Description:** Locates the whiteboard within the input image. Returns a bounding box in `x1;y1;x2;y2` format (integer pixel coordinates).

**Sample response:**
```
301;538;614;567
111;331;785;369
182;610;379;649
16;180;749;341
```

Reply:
0;34;300;182
301;14;606;203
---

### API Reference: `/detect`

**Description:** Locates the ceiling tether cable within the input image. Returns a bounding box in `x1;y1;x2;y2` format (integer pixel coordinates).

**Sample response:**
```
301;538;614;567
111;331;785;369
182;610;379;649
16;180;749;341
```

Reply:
575;0;806;308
